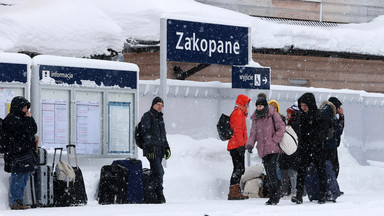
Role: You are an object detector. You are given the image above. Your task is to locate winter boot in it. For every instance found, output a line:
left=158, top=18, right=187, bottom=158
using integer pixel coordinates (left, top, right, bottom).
left=291, top=195, right=303, bottom=204
left=10, top=200, right=30, bottom=210
left=265, top=192, right=280, bottom=205
left=228, top=184, right=249, bottom=200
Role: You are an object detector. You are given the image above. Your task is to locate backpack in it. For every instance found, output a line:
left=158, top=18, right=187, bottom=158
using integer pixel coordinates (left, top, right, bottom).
left=216, top=113, right=233, bottom=141
left=134, top=112, right=153, bottom=149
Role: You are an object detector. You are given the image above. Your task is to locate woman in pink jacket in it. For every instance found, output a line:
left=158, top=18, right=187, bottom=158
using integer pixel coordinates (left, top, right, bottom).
left=246, top=93, right=285, bottom=205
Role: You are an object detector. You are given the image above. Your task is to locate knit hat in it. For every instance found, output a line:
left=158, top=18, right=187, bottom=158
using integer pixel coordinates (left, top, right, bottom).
left=152, top=96, right=164, bottom=106
left=328, top=97, right=342, bottom=109
left=255, top=93, right=268, bottom=107
left=286, top=102, right=299, bottom=115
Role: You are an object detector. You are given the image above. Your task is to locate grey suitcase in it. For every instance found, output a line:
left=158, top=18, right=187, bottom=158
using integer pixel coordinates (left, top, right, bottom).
left=35, top=164, right=54, bottom=207
left=9, top=173, right=36, bottom=208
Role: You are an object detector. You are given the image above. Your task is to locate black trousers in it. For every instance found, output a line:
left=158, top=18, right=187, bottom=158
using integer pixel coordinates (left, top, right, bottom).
left=147, top=155, right=164, bottom=194
left=229, top=147, right=245, bottom=185
left=296, top=149, right=327, bottom=198
left=262, top=153, right=280, bottom=197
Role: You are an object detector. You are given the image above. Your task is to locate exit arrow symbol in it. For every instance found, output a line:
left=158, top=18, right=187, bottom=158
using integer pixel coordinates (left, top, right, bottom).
left=262, top=77, right=268, bottom=84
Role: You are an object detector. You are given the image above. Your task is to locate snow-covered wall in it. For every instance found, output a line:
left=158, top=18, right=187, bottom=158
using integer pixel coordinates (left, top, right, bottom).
left=138, top=80, right=384, bottom=165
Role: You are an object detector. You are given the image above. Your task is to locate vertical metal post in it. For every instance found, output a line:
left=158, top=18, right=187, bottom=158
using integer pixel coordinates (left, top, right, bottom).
left=160, top=17, right=168, bottom=168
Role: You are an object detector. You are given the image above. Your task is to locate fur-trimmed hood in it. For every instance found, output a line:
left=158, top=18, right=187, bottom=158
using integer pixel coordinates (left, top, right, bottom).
left=319, top=101, right=337, bottom=118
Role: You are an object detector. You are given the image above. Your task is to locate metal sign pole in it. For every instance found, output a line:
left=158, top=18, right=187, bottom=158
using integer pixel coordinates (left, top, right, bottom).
left=160, top=18, right=168, bottom=168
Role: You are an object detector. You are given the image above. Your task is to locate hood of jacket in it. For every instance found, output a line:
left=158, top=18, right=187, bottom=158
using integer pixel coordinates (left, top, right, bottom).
left=236, top=94, right=251, bottom=106
left=268, top=99, right=280, bottom=114
left=10, top=96, right=30, bottom=117
left=319, top=101, right=336, bottom=118
left=298, top=93, right=317, bottom=113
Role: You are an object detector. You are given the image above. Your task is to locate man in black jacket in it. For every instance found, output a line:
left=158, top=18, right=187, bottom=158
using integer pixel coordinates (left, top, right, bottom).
left=291, top=93, right=330, bottom=204
left=141, top=97, right=171, bottom=204
left=3, top=96, right=37, bottom=210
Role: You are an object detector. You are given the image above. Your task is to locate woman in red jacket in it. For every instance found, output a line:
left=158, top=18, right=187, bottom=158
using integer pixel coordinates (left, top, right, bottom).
left=227, top=94, right=251, bottom=200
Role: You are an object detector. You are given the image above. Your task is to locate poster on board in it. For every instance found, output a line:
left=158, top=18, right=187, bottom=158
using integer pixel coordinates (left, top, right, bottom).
left=108, top=102, right=131, bottom=154
left=76, top=101, right=101, bottom=154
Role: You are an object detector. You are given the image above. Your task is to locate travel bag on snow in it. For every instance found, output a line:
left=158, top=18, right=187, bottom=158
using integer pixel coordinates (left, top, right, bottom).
left=97, top=164, right=130, bottom=205
left=53, top=146, right=87, bottom=207
left=305, top=160, right=341, bottom=202
left=112, top=158, right=144, bottom=203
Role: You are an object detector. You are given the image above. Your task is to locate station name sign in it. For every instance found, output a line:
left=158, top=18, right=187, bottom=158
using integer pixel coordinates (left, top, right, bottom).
left=167, top=19, right=249, bottom=65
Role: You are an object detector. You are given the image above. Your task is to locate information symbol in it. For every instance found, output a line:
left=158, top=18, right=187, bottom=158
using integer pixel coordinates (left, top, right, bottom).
left=254, top=74, right=261, bottom=86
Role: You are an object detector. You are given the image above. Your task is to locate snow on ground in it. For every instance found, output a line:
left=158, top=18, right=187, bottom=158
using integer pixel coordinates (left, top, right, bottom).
left=1, top=134, right=384, bottom=215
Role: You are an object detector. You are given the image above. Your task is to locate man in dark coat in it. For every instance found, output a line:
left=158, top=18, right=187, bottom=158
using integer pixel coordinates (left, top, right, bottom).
left=291, top=93, right=330, bottom=204
left=141, top=97, right=171, bottom=204
left=3, top=96, right=37, bottom=210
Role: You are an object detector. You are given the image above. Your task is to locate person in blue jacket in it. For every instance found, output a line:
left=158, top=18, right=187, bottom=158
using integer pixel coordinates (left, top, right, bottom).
left=141, top=97, right=171, bottom=204
left=327, top=97, right=344, bottom=179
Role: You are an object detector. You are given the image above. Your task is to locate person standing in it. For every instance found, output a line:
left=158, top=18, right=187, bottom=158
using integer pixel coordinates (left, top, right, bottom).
left=291, top=93, right=330, bottom=204
left=227, top=94, right=250, bottom=200
left=141, top=97, right=171, bottom=204
left=3, top=96, right=37, bottom=210
left=246, top=93, right=285, bottom=205
left=279, top=103, right=300, bottom=199
left=327, top=97, right=344, bottom=179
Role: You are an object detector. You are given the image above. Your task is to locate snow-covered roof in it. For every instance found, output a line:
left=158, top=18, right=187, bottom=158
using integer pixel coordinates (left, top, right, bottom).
left=0, top=0, right=383, bottom=58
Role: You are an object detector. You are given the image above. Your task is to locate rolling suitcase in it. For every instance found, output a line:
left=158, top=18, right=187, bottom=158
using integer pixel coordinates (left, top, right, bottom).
left=66, top=145, right=87, bottom=205
left=142, top=168, right=157, bottom=203
left=112, top=159, right=144, bottom=203
left=305, top=160, right=341, bottom=202
left=34, top=148, right=54, bottom=207
left=98, top=164, right=129, bottom=204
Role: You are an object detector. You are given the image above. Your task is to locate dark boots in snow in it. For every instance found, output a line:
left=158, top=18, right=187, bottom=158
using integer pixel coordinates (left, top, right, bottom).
left=228, top=184, right=249, bottom=200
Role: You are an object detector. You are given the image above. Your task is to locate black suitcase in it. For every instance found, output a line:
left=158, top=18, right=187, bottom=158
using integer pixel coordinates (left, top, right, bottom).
left=53, top=147, right=72, bottom=207
left=66, top=145, right=87, bottom=205
left=142, top=168, right=157, bottom=203
left=98, top=164, right=129, bottom=205
left=53, top=146, right=88, bottom=207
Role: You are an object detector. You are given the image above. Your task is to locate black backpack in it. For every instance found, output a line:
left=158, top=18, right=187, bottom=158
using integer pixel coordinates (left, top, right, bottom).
left=134, top=112, right=153, bottom=149
left=216, top=113, right=233, bottom=141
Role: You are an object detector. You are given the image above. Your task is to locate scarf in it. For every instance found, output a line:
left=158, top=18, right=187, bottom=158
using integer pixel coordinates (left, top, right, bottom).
left=235, top=103, right=248, bottom=117
left=255, top=106, right=269, bottom=119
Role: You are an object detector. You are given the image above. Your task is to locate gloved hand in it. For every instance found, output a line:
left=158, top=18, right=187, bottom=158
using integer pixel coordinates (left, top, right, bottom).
left=165, top=148, right=171, bottom=160
left=247, top=147, right=253, bottom=154
left=146, top=146, right=156, bottom=160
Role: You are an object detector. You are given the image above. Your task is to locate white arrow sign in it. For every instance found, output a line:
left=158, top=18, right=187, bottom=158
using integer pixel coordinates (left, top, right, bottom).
left=262, top=77, right=268, bottom=84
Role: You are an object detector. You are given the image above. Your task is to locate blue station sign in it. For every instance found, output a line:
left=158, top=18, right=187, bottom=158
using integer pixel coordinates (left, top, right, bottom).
left=0, top=62, right=28, bottom=83
left=232, top=66, right=271, bottom=90
left=166, top=19, right=249, bottom=65
left=39, top=65, right=137, bottom=89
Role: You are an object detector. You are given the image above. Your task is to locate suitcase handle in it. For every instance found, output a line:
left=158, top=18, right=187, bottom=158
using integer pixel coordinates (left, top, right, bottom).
left=52, top=148, right=63, bottom=170
left=66, top=145, right=79, bottom=168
